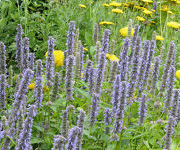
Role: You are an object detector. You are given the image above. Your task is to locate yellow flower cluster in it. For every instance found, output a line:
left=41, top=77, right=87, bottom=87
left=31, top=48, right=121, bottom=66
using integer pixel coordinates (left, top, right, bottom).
left=119, top=27, right=134, bottom=37
left=99, top=21, right=114, bottom=25
left=112, top=9, right=123, bottom=14
left=45, top=50, right=64, bottom=67
left=136, top=16, right=145, bottom=22
left=83, top=48, right=88, bottom=51
left=28, top=82, right=49, bottom=92
left=109, top=1, right=122, bottom=7
left=156, top=35, right=164, bottom=41
left=79, top=4, right=86, bottom=8
left=28, top=83, right=35, bottom=89
left=176, top=70, right=180, bottom=80
left=106, top=54, right=119, bottom=62
left=167, top=22, right=180, bottom=29
left=142, top=9, right=153, bottom=15
left=141, top=0, right=153, bottom=3
left=171, top=0, right=180, bottom=3
left=103, top=3, right=110, bottom=7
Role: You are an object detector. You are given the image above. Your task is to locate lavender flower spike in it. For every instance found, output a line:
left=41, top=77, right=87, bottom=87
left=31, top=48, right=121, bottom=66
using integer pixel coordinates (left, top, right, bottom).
left=89, top=93, right=100, bottom=126
left=76, top=110, right=86, bottom=150
left=2, top=69, right=33, bottom=150
left=93, top=23, right=99, bottom=44
left=16, top=105, right=36, bottom=150
left=61, top=109, right=68, bottom=138
left=101, top=29, right=111, bottom=54
left=113, top=81, right=127, bottom=134
left=112, top=75, right=121, bottom=114
left=29, top=53, right=35, bottom=71
left=163, top=116, right=175, bottom=150
left=137, top=40, right=150, bottom=87
left=0, top=42, right=7, bottom=75
left=34, top=76, right=43, bottom=108
left=119, top=38, right=130, bottom=81
left=176, top=91, right=180, bottom=123
left=89, top=67, right=96, bottom=95
left=52, top=135, right=66, bottom=150
left=104, top=108, right=112, bottom=134
left=163, top=65, right=176, bottom=113
left=84, top=60, right=93, bottom=83
left=0, top=74, right=6, bottom=110
left=65, top=55, right=75, bottom=100
left=94, top=52, right=106, bottom=94
left=149, top=57, right=160, bottom=96
left=139, top=94, right=147, bottom=126
left=22, top=37, right=29, bottom=72
left=128, top=36, right=141, bottom=98
left=170, top=89, right=179, bottom=120
left=95, top=41, right=101, bottom=64
left=138, top=40, right=155, bottom=96
left=46, top=36, right=55, bottom=87
left=35, top=59, right=43, bottom=78
left=51, top=72, right=60, bottom=101
left=66, top=21, right=76, bottom=56
left=129, top=24, right=140, bottom=63
left=9, top=69, right=34, bottom=124
left=159, top=41, right=176, bottom=97
left=66, top=126, right=80, bottom=150
left=15, top=24, right=23, bottom=71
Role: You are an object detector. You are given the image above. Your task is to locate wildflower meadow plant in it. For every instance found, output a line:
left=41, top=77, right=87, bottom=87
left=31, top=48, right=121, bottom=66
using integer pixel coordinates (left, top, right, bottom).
left=0, top=5, right=180, bottom=148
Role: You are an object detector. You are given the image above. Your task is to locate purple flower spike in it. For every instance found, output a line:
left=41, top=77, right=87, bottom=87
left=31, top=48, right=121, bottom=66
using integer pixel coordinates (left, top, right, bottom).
left=15, top=24, right=23, bottom=71
left=113, top=81, right=127, bottom=134
left=89, top=93, right=100, bottom=126
left=46, top=36, right=55, bottom=87
left=0, top=74, right=6, bottom=109
left=112, top=75, right=121, bottom=114
left=16, top=105, right=36, bottom=150
left=52, top=135, right=66, bottom=150
left=65, top=55, right=75, bottom=100
left=139, top=94, right=147, bottom=126
left=66, top=126, right=80, bottom=150
left=76, top=110, right=86, bottom=150
left=0, top=42, right=7, bottom=75
left=22, top=37, right=29, bottom=72
left=66, top=21, right=76, bottom=56
left=104, top=108, right=112, bottom=134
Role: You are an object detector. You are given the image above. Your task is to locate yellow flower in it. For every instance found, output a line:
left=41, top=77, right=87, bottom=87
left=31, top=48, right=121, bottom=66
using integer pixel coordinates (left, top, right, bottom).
left=112, top=9, right=123, bottom=14
left=83, top=48, right=88, bottom=51
left=119, top=27, right=134, bottom=37
left=142, top=9, right=152, bottom=15
left=175, top=70, right=180, bottom=80
left=79, top=4, right=86, bottom=8
left=141, top=0, right=153, bottom=3
left=43, top=85, right=49, bottom=92
left=106, top=53, right=119, bottom=61
left=136, top=16, right=145, bottom=22
left=109, top=1, right=122, bottom=7
left=45, top=50, right=64, bottom=67
left=167, top=22, right=180, bottom=29
left=99, top=21, right=114, bottom=25
left=103, top=3, right=110, bottom=7
left=80, top=73, right=84, bottom=78
left=156, top=35, right=164, bottom=41
left=167, top=11, right=173, bottom=14
left=28, top=83, right=35, bottom=90
left=134, top=6, right=144, bottom=10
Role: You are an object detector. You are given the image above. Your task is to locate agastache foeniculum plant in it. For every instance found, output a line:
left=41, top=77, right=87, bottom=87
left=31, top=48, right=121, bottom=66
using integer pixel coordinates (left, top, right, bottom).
left=0, top=19, right=179, bottom=150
